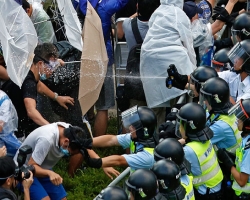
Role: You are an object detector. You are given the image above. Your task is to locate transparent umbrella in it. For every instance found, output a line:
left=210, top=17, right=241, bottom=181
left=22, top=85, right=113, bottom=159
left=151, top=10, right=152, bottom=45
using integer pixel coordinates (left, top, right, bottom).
left=0, top=0, right=38, bottom=87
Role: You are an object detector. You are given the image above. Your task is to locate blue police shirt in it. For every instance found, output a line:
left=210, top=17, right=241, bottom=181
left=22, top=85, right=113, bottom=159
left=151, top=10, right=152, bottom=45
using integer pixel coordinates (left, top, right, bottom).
left=117, top=133, right=155, bottom=171
left=239, top=135, right=250, bottom=183
left=206, top=113, right=237, bottom=150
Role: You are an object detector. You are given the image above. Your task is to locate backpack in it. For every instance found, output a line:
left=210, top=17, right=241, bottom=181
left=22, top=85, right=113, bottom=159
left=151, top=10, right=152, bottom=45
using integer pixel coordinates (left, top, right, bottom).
left=124, top=17, right=146, bottom=101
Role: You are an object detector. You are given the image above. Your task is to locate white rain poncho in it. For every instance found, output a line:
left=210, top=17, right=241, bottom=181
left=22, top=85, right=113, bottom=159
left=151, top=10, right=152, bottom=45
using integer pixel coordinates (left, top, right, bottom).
left=0, top=90, right=18, bottom=136
left=31, top=2, right=57, bottom=44
left=140, top=0, right=197, bottom=108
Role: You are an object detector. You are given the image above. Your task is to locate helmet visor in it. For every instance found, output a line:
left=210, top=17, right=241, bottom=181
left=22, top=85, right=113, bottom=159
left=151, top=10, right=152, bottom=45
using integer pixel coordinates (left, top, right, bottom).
left=228, top=100, right=249, bottom=122
left=187, top=74, right=200, bottom=98
left=228, top=42, right=250, bottom=68
left=212, top=60, right=226, bottom=72
left=231, top=28, right=242, bottom=44
left=121, top=106, right=143, bottom=132
left=175, top=114, right=187, bottom=138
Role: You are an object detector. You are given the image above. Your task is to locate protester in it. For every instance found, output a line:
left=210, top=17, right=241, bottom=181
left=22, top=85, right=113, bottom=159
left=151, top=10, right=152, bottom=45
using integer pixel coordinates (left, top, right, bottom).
left=140, top=0, right=196, bottom=129
left=0, top=156, right=33, bottom=200
left=0, top=90, right=21, bottom=157
left=13, top=123, right=116, bottom=199
left=22, top=0, right=57, bottom=44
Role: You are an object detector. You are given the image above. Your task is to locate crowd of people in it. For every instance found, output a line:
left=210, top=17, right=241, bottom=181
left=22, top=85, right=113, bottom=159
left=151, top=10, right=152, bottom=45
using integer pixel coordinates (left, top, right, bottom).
left=1, top=0, right=250, bottom=199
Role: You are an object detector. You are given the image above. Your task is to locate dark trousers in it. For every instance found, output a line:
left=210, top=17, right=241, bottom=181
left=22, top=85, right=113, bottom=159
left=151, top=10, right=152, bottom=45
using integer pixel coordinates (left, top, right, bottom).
left=194, top=188, right=224, bottom=200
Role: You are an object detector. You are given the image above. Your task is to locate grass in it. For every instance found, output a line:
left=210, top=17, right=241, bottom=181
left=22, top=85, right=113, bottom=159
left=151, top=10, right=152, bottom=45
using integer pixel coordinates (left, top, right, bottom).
left=53, top=117, right=128, bottom=200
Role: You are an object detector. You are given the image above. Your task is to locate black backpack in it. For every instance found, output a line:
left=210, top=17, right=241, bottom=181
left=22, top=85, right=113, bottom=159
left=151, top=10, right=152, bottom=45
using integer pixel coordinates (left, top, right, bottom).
left=124, top=17, right=146, bottom=101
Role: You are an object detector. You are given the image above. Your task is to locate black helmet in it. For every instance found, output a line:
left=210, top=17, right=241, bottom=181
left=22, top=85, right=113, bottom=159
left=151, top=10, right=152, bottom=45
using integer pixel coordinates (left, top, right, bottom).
left=151, top=160, right=186, bottom=199
left=189, top=65, right=218, bottom=94
left=95, top=186, right=128, bottom=200
left=232, top=13, right=250, bottom=43
left=229, top=99, right=250, bottom=133
left=212, top=48, right=232, bottom=72
left=122, top=106, right=157, bottom=142
left=126, top=169, right=158, bottom=200
left=199, top=77, right=230, bottom=112
left=154, top=138, right=191, bottom=175
left=176, top=103, right=213, bottom=141
left=228, top=39, right=250, bottom=75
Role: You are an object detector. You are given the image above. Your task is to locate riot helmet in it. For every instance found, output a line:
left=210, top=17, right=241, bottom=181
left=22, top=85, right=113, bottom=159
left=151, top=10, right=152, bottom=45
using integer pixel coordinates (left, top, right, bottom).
left=125, top=169, right=158, bottom=200
left=121, top=106, right=157, bottom=142
left=199, top=77, right=230, bottom=112
left=154, top=138, right=191, bottom=175
left=176, top=102, right=213, bottom=142
left=151, top=159, right=186, bottom=200
left=229, top=99, right=250, bottom=132
left=188, top=65, right=218, bottom=97
left=95, top=186, right=128, bottom=200
left=212, top=48, right=232, bottom=72
left=231, top=13, right=250, bottom=44
left=227, top=39, right=250, bottom=75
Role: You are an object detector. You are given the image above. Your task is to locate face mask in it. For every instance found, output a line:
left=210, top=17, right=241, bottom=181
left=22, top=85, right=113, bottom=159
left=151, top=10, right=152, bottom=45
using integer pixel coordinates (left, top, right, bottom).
left=60, top=143, right=70, bottom=156
left=39, top=64, right=47, bottom=80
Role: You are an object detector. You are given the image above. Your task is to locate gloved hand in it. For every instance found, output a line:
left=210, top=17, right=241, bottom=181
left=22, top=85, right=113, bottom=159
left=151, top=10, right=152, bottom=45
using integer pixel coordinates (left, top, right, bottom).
left=217, top=148, right=235, bottom=172
left=86, top=157, right=103, bottom=169
left=212, top=6, right=230, bottom=23
left=158, top=121, right=176, bottom=140
left=166, top=64, right=188, bottom=90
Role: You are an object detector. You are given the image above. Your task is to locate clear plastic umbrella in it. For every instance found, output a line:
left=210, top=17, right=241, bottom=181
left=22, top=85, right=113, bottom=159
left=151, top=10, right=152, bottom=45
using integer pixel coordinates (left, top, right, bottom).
left=0, top=0, right=38, bottom=87
left=53, top=0, right=83, bottom=51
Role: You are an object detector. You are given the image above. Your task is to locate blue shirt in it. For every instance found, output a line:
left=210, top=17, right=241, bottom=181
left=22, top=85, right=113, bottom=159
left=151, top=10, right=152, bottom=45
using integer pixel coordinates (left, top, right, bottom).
left=184, top=145, right=221, bottom=194
left=117, top=133, right=155, bottom=171
left=239, top=135, right=250, bottom=183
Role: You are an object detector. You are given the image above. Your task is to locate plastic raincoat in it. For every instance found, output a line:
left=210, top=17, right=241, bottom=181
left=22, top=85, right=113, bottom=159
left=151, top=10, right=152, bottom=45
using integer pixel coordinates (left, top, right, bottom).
left=140, top=0, right=196, bottom=108
left=30, top=2, right=57, bottom=44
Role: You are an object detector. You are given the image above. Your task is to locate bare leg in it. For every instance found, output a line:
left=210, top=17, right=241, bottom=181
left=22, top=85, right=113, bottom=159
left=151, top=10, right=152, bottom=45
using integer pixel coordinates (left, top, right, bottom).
left=68, top=153, right=84, bottom=177
left=94, top=110, right=108, bottom=137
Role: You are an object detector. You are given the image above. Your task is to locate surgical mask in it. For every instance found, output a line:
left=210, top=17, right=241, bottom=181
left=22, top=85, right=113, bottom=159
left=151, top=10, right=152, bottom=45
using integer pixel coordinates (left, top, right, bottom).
left=60, top=143, right=70, bottom=156
left=39, top=64, right=47, bottom=80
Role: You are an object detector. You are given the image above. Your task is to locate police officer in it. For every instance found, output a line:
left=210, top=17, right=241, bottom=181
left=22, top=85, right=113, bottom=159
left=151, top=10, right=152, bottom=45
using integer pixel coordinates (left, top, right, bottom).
left=212, top=48, right=232, bottom=72
left=154, top=138, right=194, bottom=200
left=95, top=186, right=128, bottom=200
left=151, top=159, right=187, bottom=200
left=200, top=77, right=241, bottom=154
left=218, top=99, right=250, bottom=200
left=176, top=102, right=224, bottom=200
left=125, top=169, right=165, bottom=200
left=166, top=65, right=218, bottom=98
left=219, top=39, right=250, bottom=104
left=89, top=106, right=157, bottom=171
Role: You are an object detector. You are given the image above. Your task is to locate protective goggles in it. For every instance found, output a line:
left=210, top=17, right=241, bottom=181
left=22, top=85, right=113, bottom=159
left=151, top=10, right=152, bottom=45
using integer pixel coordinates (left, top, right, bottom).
left=199, top=88, right=222, bottom=109
left=231, top=27, right=250, bottom=44
left=121, top=106, right=143, bottom=132
left=212, top=60, right=228, bottom=72
left=227, top=42, right=250, bottom=68
left=175, top=114, right=197, bottom=137
left=187, top=74, right=202, bottom=98
left=228, top=100, right=249, bottom=122
left=125, top=179, right=148, bottom=198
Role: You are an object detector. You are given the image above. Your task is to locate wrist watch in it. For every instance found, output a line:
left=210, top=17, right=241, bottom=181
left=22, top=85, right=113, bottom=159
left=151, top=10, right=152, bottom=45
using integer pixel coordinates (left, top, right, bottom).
left=53, top=92, right=58, bottom=101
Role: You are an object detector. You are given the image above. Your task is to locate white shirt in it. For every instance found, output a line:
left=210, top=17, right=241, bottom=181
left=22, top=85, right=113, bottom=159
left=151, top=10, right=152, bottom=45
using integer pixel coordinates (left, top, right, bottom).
left=218, top=71, right=250, bottom=102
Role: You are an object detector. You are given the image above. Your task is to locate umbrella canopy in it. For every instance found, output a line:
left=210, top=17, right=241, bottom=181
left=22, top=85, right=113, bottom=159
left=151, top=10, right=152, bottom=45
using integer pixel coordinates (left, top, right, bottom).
left=78, top=1, right=108, bottom=115
left=55, top=0, right=83, bottom=51
left=0, top=0, right=38, bottom=87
